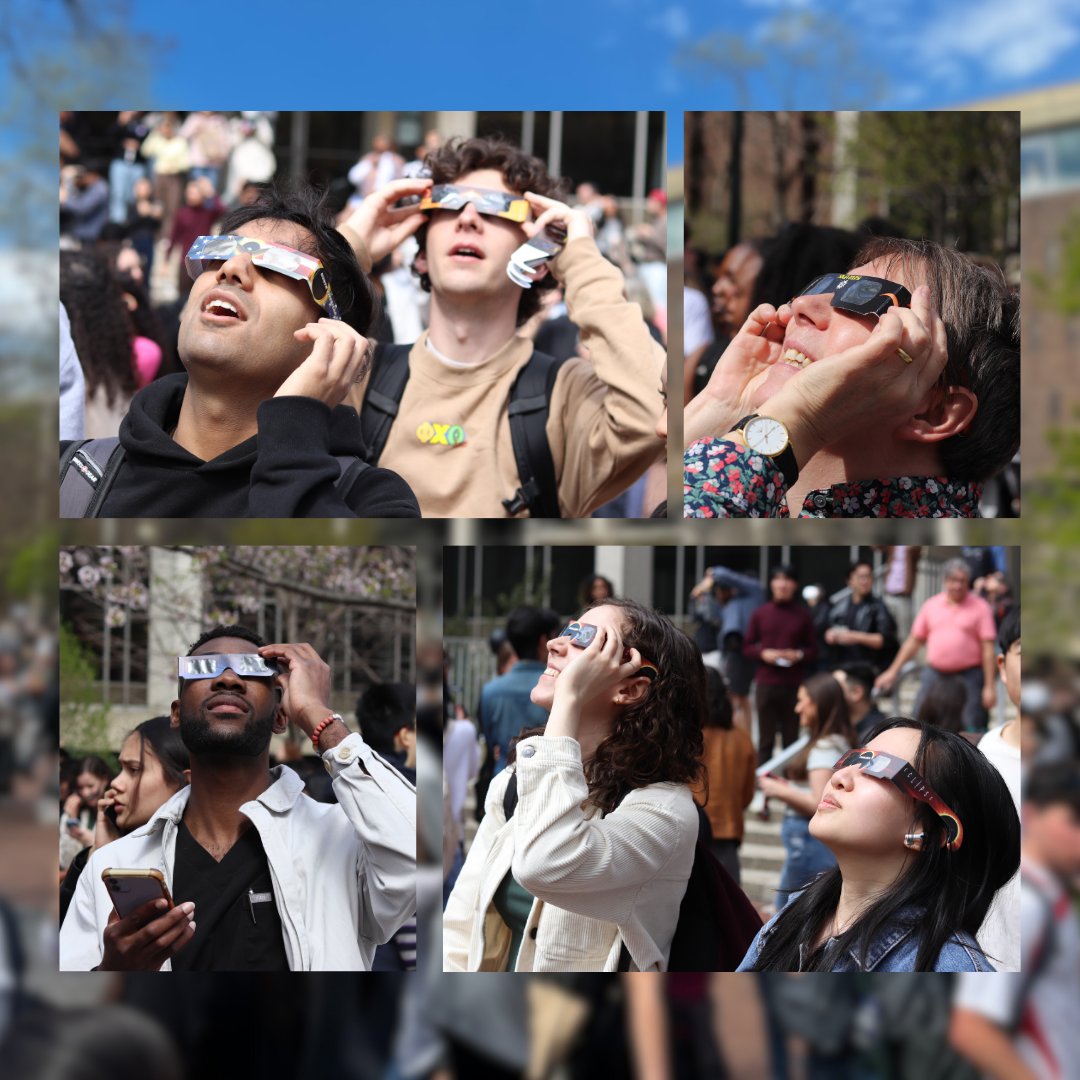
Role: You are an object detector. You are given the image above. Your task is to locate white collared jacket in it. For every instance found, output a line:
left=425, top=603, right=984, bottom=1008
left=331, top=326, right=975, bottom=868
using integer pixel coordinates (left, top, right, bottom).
left=60, top=734, right=416, bottom=971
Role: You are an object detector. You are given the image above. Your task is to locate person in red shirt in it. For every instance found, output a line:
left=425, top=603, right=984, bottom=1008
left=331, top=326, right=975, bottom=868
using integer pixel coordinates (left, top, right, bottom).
left=743, top=564, right=818, bottom=765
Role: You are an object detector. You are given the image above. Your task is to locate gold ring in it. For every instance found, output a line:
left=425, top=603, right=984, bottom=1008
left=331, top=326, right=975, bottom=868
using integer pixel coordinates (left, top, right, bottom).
left=896, top=347, right=913, bottom=364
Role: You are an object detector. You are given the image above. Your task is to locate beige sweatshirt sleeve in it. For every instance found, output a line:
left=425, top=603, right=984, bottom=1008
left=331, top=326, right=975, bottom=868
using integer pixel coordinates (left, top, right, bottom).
left=547, top=238, right=666, bottom=516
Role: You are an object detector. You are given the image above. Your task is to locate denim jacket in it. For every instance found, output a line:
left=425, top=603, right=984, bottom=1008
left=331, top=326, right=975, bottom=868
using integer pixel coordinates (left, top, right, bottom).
left=737, top=895, right=996, bottom=972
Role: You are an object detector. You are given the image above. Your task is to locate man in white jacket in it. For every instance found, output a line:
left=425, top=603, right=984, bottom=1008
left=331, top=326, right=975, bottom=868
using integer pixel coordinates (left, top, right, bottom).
left=60, top=625, right=416, bottom=971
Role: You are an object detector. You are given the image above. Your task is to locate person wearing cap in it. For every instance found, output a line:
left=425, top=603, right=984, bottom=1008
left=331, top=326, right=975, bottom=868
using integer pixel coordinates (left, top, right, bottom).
left=339, top=135, right=665, bottom=518
left=684, top=238, right=1018, bottom=518
left=59, top=183, right=419, bottom=518
left=59, top=625, right=416, bottom=971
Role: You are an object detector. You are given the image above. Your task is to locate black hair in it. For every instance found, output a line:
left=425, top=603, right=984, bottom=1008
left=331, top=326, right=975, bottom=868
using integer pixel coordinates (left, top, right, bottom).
left=505, top=605, right=561, bottom=662
left=577, top=574, right=616, bottom=608
left=216, top=179, right=379, bottom=336
left=998, top=605, right=1020, bottom=656
left=787, top=673, right=854, bottom=781
left=60, top=249, right=137, bottom=407
left=749, top=718, right=1019, bottom=971
left=76, top=755, right=112, bottom=786
left=0, top=1005, right=183, bottom=1080
left=703, top=665, right=733, bottom=730
left=1025, top=762, right=1080, bottom=812
left=749, top=223, right=863, bottom=311
left=839, top=662, right=876, bottom=700
left=186, top=624, right=267, bottom=655
left=128, top=715, right=190, bottom=790
left=914, top=676, right=967, bottom=735
left=769, top=563, right=798, bottom=583
left=848, top=559, right=873, bottom=578
left=412, top=135, right=568, bottom=325
left=354, top=682, right=416, bottom=755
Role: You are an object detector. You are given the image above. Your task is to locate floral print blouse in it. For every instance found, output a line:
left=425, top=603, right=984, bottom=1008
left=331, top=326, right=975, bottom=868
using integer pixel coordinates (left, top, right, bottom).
left=684, top=438, right=981, bottom=518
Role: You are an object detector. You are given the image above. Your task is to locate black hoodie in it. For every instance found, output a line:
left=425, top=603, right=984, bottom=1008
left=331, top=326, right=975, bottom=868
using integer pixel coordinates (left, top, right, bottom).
left=60, top=373, right=420, bottom=518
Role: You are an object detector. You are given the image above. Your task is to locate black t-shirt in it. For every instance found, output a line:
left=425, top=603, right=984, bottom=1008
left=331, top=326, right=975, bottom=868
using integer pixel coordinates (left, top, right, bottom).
left=170, top=820, right=290, bottom=972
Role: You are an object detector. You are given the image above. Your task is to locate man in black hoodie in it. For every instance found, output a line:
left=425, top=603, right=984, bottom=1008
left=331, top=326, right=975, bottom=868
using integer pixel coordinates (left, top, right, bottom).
left=59, top=184, right=420, bottom=518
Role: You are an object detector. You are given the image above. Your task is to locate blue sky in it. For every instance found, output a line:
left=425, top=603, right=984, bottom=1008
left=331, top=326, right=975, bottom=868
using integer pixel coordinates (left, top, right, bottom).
left=119, top=0, right=1080, bottom=162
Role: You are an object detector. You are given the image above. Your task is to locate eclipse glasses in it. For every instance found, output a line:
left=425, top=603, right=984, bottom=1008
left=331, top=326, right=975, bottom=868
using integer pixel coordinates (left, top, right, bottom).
left=832, top=747, right=964, bottom=851
left=795, top=273, right=912, bottom=318
left=185, top=234, right=342, bottom=320
left=559, top=622, right=658, bottom=680
left=176, top=653, right=282, bottom=697
left=419, top=184, right=532, bottom=223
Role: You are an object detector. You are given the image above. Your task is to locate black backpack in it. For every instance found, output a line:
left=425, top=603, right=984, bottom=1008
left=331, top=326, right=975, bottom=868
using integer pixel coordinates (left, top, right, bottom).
left=360, top=342, right=567, bottom=518
left=58, top=438, right=370, bottom=518
left=502, top=773, right=762, bottom=971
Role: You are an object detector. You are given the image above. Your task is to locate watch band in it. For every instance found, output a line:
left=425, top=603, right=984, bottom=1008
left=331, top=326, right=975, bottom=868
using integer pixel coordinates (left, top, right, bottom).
left=734, top=414, right=800, bottom=489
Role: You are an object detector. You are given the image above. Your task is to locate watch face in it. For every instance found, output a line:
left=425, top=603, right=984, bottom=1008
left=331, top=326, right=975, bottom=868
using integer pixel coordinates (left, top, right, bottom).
left=744, top=416, right=789, bottom=456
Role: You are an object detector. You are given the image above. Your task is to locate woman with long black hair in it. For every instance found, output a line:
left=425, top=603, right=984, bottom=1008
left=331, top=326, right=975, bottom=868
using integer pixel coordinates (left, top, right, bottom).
left=444, top=598, right=706, bottom=972
left=739, top=718, right=1019, bottom=971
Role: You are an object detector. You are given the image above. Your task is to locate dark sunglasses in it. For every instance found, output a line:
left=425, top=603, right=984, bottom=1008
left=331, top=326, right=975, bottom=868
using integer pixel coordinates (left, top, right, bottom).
left=833, top=747, right=963, bottom=851
left=559, top=622, right=658, bottom=679
left=795, top=273, right=912, bottom=317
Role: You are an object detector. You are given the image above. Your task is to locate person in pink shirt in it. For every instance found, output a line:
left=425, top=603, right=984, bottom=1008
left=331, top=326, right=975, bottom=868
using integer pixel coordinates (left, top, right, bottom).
left=876, top=558, right=997, bottom=732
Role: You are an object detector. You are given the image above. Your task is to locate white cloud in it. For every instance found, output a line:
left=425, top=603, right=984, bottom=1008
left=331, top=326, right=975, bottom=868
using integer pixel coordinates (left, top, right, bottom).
left=917, top=0, right=1080, bottom=81
left=0, top=250, right=56, bottom=336
left=649, top=5, right=692, bottom=41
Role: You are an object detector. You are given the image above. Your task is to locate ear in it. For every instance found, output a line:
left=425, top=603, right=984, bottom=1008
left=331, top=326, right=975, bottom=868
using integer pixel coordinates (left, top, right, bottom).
left=170, top=700, right=181, bottom=729
left=614, top=676, right=651, bottom=708
left=529, top=263, right=550, bottom=285
left=270, top=679, right=288, bottom=734
left=895, top=385, right=978, bottom=444
left=997, top=653, right=1007, bottom=683
left=413, top=246, right=428, bottom=277
left=181, top=768, right=192, bottom=784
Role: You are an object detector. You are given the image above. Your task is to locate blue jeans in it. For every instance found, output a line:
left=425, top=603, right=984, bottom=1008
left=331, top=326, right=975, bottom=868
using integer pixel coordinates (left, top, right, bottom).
left=776, top=814, right=836, bottom=910
left=108, top=158, right=146, bottom=223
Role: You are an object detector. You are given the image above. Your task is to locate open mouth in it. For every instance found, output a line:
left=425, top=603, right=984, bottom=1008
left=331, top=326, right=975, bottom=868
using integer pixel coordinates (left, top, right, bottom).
left=781, top=347, right=813, bottom=369
left=541, top=667, right=559, bottom=679
left=201, top=293, right=245, bottom=321
left=449, top=245, right=484, bottom=260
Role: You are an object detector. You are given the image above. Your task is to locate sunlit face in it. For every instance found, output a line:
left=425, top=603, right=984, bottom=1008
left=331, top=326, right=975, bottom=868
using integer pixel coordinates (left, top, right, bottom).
left=415, top=168, right=529, bottom=305
left=809, top=726, right=924, bottom=856
left=711, top=243, right=763, bottom=338
left=109, top=733, right=184, bottom=831
left=795, top=684, right=817, bottom=730
left=998, top=638, right=1021, bottom=710
left=751, top=258, right=915, bottom=408
left=178, top=219, right=326, bottom=389
left=530, top=604, right=629, bottom=712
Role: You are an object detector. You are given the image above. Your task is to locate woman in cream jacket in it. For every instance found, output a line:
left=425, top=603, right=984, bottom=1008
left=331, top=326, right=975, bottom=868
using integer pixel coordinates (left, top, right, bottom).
left=443, top=599, right=706, bottom=971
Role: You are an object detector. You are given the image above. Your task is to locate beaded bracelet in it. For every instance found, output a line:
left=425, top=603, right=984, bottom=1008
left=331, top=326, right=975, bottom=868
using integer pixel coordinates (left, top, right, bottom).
left=311, top=713, right=337, bottom=751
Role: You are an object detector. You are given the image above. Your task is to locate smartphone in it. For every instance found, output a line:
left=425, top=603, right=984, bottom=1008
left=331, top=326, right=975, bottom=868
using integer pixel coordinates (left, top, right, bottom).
left=101, top=868, right=173, bottom=919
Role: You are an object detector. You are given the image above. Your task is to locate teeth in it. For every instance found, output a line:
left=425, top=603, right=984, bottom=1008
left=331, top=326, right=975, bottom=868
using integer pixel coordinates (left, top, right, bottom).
left=782, top=347, right=811, bottom=368
left=206, top=299, right=238, bottom=316
left=543, top=668, right=559, bottom=678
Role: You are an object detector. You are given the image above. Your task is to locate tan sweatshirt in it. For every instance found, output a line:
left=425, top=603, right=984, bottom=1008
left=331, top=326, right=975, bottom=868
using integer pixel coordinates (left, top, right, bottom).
left=346, top=237, right=665, bottom=518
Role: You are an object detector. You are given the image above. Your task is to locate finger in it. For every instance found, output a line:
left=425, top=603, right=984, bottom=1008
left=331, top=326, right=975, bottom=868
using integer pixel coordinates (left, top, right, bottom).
left=374, top=176, right=433, bottom=204
left=523, top=189, right=558, bottom=209
left=741, top=303, right=782, bottom=339
left=138, top=902, right=195, bottom=945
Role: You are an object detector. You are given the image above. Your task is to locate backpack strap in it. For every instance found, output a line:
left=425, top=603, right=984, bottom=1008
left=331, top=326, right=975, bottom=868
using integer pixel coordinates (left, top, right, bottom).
left=359, top=343, right=412, bottom=464
left=502, top=349, right=567, bottom=518
left=332, top=454, right=370, bottom=496
left=503, top=770, right=519, bottom=822
left=1013, top=876, right=1058, bottom=1029
left=59, top=438, right=124, bottom=518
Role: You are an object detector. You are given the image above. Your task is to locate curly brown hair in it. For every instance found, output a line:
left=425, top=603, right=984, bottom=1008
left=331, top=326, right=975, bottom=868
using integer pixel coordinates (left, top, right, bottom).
left=508, top=598, right=706, bottom=813
left=413, top=136, right=568, bottom=325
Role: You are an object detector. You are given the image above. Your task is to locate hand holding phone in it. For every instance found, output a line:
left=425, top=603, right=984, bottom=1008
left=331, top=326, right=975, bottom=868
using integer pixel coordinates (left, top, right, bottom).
left=99, top=869, right=195, bottom=971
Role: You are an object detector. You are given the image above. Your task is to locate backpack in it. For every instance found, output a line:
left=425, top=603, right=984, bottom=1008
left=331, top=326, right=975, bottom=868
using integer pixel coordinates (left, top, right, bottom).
left=58, top=438, right=370, bottom=518
left=502, top=774, right=763, bottom=972
left=360, top=342, right=567, bottom=518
